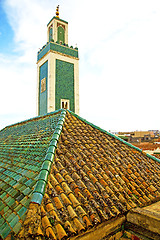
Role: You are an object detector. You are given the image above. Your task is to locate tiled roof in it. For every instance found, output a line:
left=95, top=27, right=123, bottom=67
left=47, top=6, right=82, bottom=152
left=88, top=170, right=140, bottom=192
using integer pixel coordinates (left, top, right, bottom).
left=0, top=109, right=160, bottom=239
left=0, top=110, right=62, bottom=239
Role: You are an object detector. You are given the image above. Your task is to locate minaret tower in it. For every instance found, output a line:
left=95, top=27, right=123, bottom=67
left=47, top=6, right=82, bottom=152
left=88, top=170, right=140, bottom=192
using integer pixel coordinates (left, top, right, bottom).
left=37, top=6, right=79, bottom=115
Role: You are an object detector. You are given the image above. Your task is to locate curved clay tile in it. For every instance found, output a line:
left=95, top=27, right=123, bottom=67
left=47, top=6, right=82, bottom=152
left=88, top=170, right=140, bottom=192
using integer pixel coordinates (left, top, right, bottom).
left=1, top=110, right=160, bottom=239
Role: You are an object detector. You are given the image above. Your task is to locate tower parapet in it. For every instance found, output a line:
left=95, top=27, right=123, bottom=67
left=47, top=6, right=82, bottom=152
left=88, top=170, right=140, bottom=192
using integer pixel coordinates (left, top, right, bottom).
left=37, top=41, right=78, bottom=62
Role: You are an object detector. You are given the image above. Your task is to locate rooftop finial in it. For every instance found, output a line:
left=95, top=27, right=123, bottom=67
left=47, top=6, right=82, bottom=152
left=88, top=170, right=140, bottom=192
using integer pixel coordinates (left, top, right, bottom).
left=56, top=5, right=59, bottom=18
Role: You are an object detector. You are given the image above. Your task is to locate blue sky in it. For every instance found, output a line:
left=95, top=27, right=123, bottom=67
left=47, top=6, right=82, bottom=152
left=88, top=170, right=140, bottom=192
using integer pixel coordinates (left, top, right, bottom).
left=0, top=4, right=14, bottom=54
left=0, top=0, right=160, bottom=131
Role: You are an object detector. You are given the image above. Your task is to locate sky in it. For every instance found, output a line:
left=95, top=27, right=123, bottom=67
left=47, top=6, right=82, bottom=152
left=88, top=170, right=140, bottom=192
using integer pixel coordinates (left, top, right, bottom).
left=0, top=0, right=160, bottom=132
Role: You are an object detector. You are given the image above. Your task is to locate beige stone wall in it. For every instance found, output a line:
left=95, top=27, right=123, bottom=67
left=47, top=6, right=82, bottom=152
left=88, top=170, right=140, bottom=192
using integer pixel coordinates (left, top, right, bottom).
left=134, top=131, right=153, bottom=138
left=127, top=202, right=160, bottom=235
left=36, top=54, right=50, bottom=115
left=70, top=217, right=125, bottom=240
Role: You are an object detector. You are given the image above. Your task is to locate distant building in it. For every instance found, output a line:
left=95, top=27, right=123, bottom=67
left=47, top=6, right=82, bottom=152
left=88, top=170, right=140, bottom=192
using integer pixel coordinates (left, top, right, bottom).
left=118, top=130, right=157, bottom=143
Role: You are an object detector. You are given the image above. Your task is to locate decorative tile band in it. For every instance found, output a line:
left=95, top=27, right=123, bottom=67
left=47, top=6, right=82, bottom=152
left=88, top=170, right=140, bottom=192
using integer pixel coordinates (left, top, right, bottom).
left=55, top=60, right=75, bottom=112
left=37, top=42, right=78, bottom=61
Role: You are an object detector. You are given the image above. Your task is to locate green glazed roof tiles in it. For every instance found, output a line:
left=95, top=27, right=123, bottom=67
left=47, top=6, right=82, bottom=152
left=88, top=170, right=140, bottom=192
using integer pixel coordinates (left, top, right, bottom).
left=31, top=192, right=43, bottom=205
left=41, top=160, right=52, bottom=172
left=33, top=180, right=46, bottom=195
left=0, top=110, right=63, bottom=239
left=6, top=212, right=16, bottom=223
left=47, top=145, right=56, bottom=153
left=0, top=217, right=5, bottom=227
left=38, top=170, right=49, bottom=182
left=50, top=139, right=58, bottom=146
left=9, top=215, right=19, bottom=228
left=0, top=223, right=11, bottom=239
left=17, top=206, right=27, bottom=218
left=12, top=221, right=21, bottom=234
left=22, top=187, right=32, bottom=196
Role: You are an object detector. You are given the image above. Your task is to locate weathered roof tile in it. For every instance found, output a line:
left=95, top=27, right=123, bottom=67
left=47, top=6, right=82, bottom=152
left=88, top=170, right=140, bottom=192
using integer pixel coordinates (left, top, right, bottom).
left=0, top=109, right=160, bottom=239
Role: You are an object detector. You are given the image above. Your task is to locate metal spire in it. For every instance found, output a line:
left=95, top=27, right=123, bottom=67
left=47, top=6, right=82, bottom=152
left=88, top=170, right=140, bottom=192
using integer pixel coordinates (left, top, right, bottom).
left=56, top=5, right=59, bottom=18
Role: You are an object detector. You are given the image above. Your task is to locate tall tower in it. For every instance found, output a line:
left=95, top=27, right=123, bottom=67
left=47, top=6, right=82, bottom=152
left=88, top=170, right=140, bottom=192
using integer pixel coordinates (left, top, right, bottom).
left=37, top=6, right=79, bottom=115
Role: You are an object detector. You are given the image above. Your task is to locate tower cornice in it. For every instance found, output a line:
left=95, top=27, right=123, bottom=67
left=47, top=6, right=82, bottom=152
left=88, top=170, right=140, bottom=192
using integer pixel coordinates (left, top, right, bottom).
left=47, top=16, right=68, bottom=27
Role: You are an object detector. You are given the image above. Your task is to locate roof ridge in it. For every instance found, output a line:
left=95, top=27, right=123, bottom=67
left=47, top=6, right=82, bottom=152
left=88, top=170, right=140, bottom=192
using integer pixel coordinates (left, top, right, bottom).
left=30, top=109, right=67, bottom=205
left=67, top=110, right=160, bottom=164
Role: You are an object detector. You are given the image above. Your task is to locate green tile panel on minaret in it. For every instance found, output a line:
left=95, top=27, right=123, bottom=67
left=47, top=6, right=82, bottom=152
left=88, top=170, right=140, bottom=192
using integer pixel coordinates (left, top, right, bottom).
left=39, top=61, right=48, bottom=115
left=55, top=60, right=74, bottom=112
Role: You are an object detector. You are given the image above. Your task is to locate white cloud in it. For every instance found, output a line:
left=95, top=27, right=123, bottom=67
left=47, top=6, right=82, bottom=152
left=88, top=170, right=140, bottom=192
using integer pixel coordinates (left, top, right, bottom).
left=1, top=0, right=160, bottom=131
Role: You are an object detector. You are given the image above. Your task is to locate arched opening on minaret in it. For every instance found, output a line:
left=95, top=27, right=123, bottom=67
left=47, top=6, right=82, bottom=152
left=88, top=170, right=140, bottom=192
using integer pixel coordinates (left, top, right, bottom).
left=49, top=26, right=53, bottom=41
left=58, top=26, right=65, bottom=43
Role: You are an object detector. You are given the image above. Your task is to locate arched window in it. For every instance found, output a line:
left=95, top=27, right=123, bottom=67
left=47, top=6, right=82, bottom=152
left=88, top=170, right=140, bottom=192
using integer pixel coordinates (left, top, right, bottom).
left=49, top=27, right=53, bottom=41
left=58, top=26, right=65, bottom=44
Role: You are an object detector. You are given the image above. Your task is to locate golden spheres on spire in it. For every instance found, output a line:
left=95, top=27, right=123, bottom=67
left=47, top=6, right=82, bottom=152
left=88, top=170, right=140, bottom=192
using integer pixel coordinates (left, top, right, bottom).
left=56, top=5, right=59, bottom=18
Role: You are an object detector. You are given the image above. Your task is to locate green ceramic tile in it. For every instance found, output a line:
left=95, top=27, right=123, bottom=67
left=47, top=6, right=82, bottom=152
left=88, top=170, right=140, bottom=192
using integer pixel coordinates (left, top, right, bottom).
left=0, top=203, right=5, bottom=211
left=19, top=185, right=26, bottom=192
left=19, top=177, right=27, bottom=184
left=22, top=187, right=32, bottom=196
left=34, top=180, right=46, bottom=195
left=12, top=221, right=22, bottom=234
left=17, top=206, right=27, bottom=218
left=20, top=196, right=30, bottom=208
left=0, top=217, right=5, bottom=227
left=44, top=152, right=54, bottom=162
left=38, top=169, right=49, bottom=182
left=0, top=222, right=8, bottom=231
left=4, top=209, right=12, bottom=219
left=47, top=145, right=56, bottom=153
left=9, top=215, right=19, bottom=228
left=8, top=198, right=15, bottom=207
left=41, top=160, right=52, bottom=172
left=25, top=179, right=36, bottom=188
left=16, top=193, right=25, bottom=202
left=15, top=204, right=22, bottom=213
left=9, top=180, right=17, bottom=186
left=10, top=189, right=19, bottom=198
left=0, top=192, right=6, bottom=199
left=31, top=192, right=43, bottom=205
left=1, top=224, right=11, bottom=239
left=0, top=111, right=62, bottom=238
left=6, top=186, right=12, bottom=192
left=2, top=183, right=9, bottom=190
left=4, top=196, right=12, bottom=204
left=3, top=206, right=9, bottom=213
left=15, top=183, right=23, bottom=190
left=6, top=212, right=16, bottom=223
left=25, top=171, right=34, bottom=178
